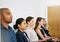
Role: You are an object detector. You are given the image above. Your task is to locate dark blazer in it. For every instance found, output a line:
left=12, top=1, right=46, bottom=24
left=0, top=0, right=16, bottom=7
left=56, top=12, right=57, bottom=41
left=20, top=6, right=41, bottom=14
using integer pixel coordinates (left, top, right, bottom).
left=16, top=30, right=28, bottom=42
left=41, top=26, right=50, bottom=36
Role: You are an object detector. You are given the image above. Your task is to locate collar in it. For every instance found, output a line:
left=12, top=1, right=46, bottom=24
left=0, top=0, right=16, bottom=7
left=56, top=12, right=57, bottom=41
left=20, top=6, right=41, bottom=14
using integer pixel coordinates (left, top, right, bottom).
left=1, top=24, right=12, bottom=31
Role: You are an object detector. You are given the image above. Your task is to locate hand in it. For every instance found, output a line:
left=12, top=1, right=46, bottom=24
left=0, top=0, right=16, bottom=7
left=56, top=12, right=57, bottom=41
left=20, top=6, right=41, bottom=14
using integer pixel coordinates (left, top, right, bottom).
left=38, top=40, right=46, bottom=42
left=51, top=37, right=60, bottom=41
left=43, top=38, right=50, bottom=41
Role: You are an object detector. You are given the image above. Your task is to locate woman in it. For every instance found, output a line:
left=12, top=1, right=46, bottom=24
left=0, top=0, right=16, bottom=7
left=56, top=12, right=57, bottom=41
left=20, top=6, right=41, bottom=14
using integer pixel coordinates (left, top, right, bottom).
left=13, top=18, right=30, bottom=42
left=34, top=17, right=60, bottom=42
left=41, top=18, right=50, bottom=36
left=34, top=17, right=49, bottom=40
left=25, top=16, right=40, bottom=42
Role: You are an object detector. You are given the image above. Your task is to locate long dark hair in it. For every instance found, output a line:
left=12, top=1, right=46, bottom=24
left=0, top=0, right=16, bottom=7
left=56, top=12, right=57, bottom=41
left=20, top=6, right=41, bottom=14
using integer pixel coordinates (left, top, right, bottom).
left=13, top=18, right=24, bottom=30
left=34, top=17, right=42, bottom=31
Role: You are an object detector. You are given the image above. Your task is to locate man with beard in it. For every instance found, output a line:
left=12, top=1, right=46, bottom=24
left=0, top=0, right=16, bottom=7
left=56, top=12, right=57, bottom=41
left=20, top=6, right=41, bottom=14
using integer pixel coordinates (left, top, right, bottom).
left=0, top=8, right=17, bottom=42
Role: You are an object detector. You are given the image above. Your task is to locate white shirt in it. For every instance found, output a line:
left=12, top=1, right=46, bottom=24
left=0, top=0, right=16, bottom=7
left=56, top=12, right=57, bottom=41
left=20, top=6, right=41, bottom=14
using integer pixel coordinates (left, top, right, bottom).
left=25, top=27, right=38, bottom=42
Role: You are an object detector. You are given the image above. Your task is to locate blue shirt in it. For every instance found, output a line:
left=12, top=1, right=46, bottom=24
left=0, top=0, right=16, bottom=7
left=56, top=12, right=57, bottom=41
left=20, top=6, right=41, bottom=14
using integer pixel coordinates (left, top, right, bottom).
left=1, top=24, right=17, bottom=42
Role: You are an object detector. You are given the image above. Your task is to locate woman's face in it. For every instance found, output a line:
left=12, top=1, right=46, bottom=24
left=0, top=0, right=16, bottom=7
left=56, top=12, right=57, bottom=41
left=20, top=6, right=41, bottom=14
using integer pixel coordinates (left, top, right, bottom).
left=39, top=19, right=44, bottom=25
left=29, top=19, right=34, bottom=27
left=19, top=20, right=27, bottom=30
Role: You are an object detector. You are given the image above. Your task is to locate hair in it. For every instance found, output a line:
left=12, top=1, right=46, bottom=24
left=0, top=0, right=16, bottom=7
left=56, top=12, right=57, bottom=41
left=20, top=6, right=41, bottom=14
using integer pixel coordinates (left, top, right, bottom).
left=0, top=8, right=9, bottom=15
left=26, top=16, right=34, bottom=24
left=43, top=18, right=45, bottom=20
left=34, top=17, right=42, bottom=31
left=13, top=18, right=24, bottom=29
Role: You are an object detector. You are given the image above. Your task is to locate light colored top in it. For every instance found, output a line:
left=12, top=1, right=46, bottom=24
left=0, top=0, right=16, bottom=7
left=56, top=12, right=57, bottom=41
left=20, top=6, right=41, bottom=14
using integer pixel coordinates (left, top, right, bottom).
left=25, top=27, right=39, bottom=42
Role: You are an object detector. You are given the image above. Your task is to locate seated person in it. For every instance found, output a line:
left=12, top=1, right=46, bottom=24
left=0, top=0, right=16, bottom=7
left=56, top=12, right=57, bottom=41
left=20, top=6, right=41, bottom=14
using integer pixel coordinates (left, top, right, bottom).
left=34, top=17, right=60, bottom=42
left=13, top=18, right=30, bottom=42
left=41, top=18, right=60, bottom=41
left=41, top=18, right=50, bottom=36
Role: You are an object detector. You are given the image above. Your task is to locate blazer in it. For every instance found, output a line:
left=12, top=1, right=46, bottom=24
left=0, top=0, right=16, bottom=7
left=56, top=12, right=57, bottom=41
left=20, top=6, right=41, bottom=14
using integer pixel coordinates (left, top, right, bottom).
left=16, top=30, right=28, bottom=42
left=41, top=26, right=50, bottom=36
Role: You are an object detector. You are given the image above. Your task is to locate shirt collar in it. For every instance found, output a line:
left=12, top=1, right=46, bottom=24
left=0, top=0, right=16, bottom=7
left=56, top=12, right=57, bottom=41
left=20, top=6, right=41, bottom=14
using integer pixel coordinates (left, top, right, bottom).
left=1, top=24, right=12, bottom=31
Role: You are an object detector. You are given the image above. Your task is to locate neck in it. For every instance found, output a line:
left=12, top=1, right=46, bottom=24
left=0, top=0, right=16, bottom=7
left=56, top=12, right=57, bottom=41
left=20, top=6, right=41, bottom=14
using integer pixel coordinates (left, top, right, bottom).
left=2, top=21, right=9, bottom=29
left=18, top=28, right=24, bottom=32
left=38, top=24, right=41, bottom=28
left=27, top=24, right=32, bottom=28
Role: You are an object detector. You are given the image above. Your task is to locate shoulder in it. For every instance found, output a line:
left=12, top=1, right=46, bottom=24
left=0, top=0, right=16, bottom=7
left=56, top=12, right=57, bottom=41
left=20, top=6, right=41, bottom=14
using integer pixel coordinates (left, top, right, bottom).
left=8, top=26, right=13, bottom=29
left=16, top=30, right=21, bottom=34
left=9, top=26, right=15, bottom=32
left=16, top=30, right=23, bottom=36
left=16, top=31, right=25, bottom=42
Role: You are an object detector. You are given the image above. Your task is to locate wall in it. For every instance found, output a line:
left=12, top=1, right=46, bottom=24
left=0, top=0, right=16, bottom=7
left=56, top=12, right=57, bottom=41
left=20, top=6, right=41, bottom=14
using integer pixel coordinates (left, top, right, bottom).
left=0, top=0, right=47, bottom=27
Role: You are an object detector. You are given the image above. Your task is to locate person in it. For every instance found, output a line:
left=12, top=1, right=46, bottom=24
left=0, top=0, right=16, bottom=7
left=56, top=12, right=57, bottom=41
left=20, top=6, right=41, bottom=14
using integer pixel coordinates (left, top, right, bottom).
left=1, top=8, right=17, bottom=42
left=41, top=18, right=60, bottom=42
left=34, top=17, right=49, bottom=40
left=13, top=18, right=30, bottom=42
left=41, top=18, right=50, bottom=36
left=34, top=17, right=60, bottom=42
left=25, top=16, right=43, bottom=42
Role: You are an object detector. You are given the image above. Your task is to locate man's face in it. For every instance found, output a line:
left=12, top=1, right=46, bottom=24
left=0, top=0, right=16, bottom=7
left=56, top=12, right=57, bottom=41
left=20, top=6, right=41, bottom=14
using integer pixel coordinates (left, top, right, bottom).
left=1, top=9, right=13, bottom=23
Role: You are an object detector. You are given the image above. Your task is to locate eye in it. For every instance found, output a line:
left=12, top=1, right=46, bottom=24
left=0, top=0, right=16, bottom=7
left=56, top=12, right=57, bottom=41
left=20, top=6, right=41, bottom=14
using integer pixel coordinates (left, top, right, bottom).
left=7, top=12, right=11, bottom=15
left=24, top=23, right=25, bottom=25
left=32, top=20, right=34, bottom=22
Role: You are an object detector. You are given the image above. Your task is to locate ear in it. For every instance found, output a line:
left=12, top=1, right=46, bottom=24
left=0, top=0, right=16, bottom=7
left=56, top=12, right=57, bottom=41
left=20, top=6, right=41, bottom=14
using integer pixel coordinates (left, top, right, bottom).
left=27, top=22, right=30, bottom=24
left=18, top=24, right=21, bottom=28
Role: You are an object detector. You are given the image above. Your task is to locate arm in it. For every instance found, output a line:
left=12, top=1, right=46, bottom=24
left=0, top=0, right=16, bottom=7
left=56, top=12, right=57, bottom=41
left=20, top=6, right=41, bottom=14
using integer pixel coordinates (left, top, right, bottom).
left=36, top=29, right=50, bottom=41
left=36, top=29, right=45, bottom=39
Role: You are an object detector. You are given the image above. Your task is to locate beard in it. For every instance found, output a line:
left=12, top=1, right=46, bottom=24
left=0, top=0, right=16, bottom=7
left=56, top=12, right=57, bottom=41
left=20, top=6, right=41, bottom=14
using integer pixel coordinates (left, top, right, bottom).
left=1, top=14, right=12, bottom=24
left=5, top=20, right=12, bottom=24
left=5, top=18, right=12, bottom=24
left=4, top=18, right=12, bottom=24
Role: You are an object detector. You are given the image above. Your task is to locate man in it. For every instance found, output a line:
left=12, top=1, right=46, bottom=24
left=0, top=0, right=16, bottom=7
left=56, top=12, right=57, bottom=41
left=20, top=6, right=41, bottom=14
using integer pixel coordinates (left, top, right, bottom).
left=0, top=8, right=17, bottom=42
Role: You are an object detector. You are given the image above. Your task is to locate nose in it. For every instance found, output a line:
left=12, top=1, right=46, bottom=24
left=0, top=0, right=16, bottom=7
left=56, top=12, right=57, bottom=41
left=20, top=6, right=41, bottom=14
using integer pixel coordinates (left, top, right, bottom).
left=10, top=14, right=13, bottom=19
